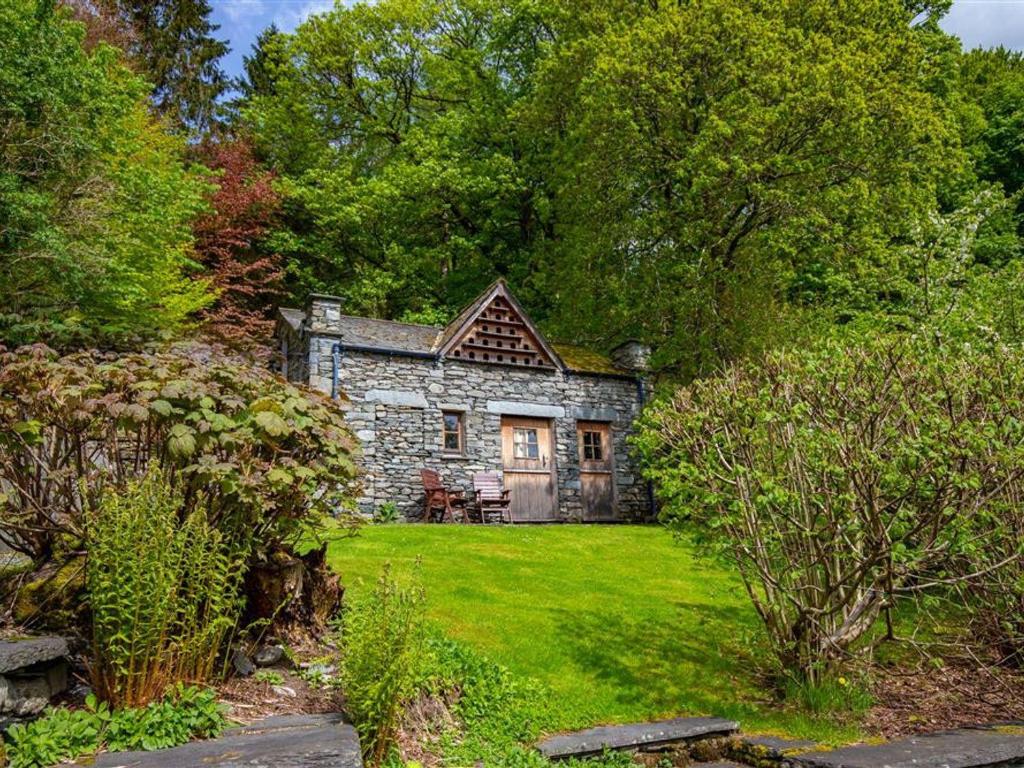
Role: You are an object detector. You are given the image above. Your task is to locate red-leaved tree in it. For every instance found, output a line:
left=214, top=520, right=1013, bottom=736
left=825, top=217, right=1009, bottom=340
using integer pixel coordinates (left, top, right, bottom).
left=192, top=138, right=284, bottom=351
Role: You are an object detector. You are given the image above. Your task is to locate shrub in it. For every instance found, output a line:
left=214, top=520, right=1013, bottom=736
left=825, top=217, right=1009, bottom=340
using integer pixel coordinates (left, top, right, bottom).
left=86, top=468, right=245, bottom=707
left=339, top=565, right=427, bottom=767
left=0, top=342, right=359, bottom=564
left=636, top=334, right=1024, bottom=683
left=4, top=686, right=226, bottom=768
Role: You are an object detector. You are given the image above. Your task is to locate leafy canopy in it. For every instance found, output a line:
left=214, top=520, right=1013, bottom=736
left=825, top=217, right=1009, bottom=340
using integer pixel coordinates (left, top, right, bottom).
left=0, top=0, right=212, bottom=347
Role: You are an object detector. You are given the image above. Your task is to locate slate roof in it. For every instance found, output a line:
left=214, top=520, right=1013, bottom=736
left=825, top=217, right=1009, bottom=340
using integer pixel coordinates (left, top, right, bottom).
left=334, top=315, right=442, bottom=354
left=278, top=284, right=627, bottom=376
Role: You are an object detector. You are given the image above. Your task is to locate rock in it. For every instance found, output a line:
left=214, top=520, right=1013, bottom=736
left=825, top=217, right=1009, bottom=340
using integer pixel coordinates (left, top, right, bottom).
left=0, top=677, right=15, bottom=710
left=88, top=713, right=361, bottom=768
left=254, top=645, right=285, bottom=667
left=733, top=734, right=820, bottom=766
left=793, top=726, right=1024, bottom=768
left=12, top=559, right=86, bottom=630
left=0, top=637, right=68, bottom=674
left=536, top=717, right=740, bottom=760
left=231, top=650, right=255, bottom=677
left=14, top=697, right=47, bottom=717
left=271, top=685, right=297, bottom=698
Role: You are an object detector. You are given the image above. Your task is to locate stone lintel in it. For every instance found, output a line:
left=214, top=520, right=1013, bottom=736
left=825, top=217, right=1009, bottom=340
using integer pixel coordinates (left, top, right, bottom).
left=364, top=389, right=429, bottom=409
left=573, top=406, right=619, bottom=422
left=486, top=401, right=565, bottom=419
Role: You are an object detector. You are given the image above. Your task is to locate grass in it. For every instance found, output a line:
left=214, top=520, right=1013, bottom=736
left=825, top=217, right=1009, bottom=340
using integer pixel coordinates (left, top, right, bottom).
left=327, top=524, right=864, bottom=744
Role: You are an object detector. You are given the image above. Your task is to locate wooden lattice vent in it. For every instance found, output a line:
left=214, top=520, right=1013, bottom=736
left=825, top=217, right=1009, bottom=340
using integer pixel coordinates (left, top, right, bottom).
left=449, top=296, right=555, bottom=369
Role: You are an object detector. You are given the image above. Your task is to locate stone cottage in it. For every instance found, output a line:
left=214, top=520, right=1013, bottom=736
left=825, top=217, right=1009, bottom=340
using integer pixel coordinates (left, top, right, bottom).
left=276, top=280, right=653, bottom=522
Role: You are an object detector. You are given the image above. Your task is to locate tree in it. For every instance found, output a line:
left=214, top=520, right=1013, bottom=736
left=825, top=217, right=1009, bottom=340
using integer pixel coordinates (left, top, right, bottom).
left=0, top=0, right=212, bottom=347
left=536, top=0, right=961, bottom=378
left=244, top=0, right=968, bottom=375
left=192, top=137, right=284, bottom=349
left=238, top=23, right=285, bottom=101
left=97, top=0, right=228, bottom=132
left=243, top=0, right=557, bottom=320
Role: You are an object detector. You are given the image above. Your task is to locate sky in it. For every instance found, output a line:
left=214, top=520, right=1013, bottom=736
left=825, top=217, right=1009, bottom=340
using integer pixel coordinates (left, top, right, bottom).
left=210, top=0, right=1024, bottom=82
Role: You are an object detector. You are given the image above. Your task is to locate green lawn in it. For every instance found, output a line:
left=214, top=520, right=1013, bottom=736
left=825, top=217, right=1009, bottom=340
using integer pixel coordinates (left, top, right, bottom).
left=326, top=524, right=861, bottom=743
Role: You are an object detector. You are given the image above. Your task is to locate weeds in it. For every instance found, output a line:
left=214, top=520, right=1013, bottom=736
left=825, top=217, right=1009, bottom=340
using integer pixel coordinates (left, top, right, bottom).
left=339, top=563, right=427, bottom=767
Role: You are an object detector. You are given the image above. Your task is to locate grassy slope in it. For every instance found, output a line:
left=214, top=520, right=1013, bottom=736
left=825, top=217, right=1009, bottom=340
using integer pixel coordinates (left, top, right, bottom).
left=327, top=524, right=861, bottom=743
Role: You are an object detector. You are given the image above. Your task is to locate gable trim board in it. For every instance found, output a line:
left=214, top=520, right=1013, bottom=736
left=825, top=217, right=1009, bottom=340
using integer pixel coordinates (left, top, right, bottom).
left=276, top=281, right=652, bottom=522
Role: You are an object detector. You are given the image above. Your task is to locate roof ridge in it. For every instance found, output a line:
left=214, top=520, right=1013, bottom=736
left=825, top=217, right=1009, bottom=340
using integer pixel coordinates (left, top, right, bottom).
left=336, top=313, right=443, bottom=330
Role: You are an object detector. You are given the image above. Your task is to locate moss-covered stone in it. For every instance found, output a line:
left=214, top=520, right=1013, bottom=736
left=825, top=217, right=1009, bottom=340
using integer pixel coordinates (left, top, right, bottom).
left=12, top=557, right=86, bottom=631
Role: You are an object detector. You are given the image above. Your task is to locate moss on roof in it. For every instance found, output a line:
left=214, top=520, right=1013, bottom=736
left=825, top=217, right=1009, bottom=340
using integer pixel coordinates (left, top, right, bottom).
left=551, top=343, right=624, bottom=375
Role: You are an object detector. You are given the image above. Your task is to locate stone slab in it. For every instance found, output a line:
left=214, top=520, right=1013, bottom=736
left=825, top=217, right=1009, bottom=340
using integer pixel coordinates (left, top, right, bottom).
left=536, top=717, right=740, bottom=759
left=90, top=713, right=361, bottom=768
left=486, top=400, right=565, bottom=419
left=0, top=637, right=68, bottom=674
left=573, top=406, right=620, bottom=422
left=793, top=726, right=1024, bottom=768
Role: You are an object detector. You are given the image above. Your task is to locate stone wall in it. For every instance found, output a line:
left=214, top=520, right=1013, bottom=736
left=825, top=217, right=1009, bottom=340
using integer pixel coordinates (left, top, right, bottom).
left=305, top=335, right=651, bottom=522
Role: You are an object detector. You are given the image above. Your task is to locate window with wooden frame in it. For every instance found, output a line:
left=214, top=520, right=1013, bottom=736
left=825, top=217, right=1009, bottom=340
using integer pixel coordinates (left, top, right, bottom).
left=442, top=411, right=464, bottom=454
left=512, top=427, right=540, bottom=459
left=581, top=429, right=603, bottom=461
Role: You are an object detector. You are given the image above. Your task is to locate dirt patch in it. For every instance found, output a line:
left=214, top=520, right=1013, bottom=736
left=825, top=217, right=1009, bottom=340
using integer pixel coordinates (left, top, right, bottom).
left=396, top=689, right=462, bottom=768
left=866, top=661, right=1024, bottom=738
left=218, top=670, right=345, bottom=724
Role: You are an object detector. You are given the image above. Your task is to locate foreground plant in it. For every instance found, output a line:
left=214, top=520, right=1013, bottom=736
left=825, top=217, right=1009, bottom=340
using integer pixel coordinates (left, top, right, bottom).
left=637, top=335, right=1024, bottom=683
left=87, top=468, right=244, bottom=707
left=339, top=565, right=427, bottom=767
left=3, top=686, right=226, bottom=768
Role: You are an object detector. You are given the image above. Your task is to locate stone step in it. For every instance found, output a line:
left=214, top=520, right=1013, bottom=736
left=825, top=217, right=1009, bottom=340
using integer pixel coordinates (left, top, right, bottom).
left=793, top=725, right=1024, bottom=768
left=536, top=716, right=740, bottom=760
left=89, top=713, right=361, bottom=768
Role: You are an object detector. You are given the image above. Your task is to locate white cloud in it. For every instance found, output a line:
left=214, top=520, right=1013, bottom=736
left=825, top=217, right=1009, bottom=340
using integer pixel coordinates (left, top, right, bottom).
left=942, top=1, right=1024, bottom=51
left=272, top=0, right=337, bottom=31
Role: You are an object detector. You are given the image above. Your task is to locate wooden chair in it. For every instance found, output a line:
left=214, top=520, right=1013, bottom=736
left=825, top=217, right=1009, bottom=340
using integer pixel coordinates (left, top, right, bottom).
left=473, top=472, right=513, bottom=524
left=420, top=469, right=468, bottom=523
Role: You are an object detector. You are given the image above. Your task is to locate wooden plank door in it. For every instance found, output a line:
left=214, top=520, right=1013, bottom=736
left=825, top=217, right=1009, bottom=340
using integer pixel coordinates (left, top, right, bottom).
left=501, top=417, right=557, bottom=522
left=578, top=421, right=615, bottom=521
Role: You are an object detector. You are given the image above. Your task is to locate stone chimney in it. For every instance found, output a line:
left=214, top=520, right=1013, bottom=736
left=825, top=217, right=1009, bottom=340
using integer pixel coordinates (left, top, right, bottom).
left=610, top=340, right=652, bottom=373
left=305, top=293, right=345, bottom=333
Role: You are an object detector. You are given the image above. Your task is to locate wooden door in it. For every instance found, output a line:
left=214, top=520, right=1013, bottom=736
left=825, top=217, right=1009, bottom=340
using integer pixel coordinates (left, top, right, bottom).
left=501, top=417, right=557, bottom=522
left=578, top=421, right=615, bottom=521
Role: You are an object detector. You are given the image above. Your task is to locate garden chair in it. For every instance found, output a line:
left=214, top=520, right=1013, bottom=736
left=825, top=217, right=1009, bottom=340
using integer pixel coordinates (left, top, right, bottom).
left=420, top=468, right=468, bottom=523
left=473, top=472, right=513, bottom=524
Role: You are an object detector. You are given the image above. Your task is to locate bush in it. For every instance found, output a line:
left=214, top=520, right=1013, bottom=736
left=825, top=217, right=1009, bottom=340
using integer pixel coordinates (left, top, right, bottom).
left=636, top=334, right=1024, bottom=683
left=0, top=342, right=359, bottom=564
left=3, top=686, right=226, bottom=768
left=339, top=565, right=427, bottom=767
left=87, top=468, right=245, bottom=707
